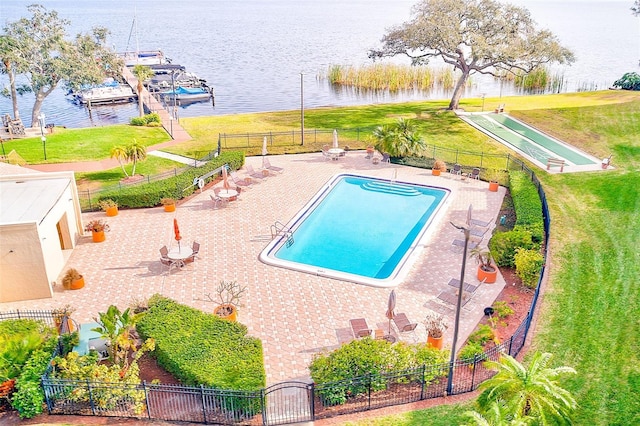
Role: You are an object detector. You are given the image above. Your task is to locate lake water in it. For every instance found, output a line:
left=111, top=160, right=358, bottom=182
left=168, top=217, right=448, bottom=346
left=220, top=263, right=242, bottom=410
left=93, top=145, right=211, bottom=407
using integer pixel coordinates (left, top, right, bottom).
left=2, top=0, right=639, bottom=128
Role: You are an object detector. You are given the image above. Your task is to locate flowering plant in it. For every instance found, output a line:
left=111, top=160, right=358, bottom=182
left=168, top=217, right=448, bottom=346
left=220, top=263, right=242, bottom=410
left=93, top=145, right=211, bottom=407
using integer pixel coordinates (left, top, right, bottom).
left=84, top=219, right=110, bottom=233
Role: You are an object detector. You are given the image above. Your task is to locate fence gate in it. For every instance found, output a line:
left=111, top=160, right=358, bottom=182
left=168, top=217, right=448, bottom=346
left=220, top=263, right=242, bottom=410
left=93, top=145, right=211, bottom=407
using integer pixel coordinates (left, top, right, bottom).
left=262, top=381, right=313, bottom=425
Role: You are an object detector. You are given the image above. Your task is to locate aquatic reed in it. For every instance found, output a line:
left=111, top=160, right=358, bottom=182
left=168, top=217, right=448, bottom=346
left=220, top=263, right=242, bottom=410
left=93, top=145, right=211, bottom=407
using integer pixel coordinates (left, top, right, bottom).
left=325, top=64, right=456, bottom=91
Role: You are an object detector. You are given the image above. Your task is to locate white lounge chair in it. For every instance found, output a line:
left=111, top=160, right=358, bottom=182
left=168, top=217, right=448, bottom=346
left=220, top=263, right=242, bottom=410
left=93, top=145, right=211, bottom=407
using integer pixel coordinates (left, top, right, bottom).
left=263, top=158, right=284, bottom=173
left=245, top=164, right=266, bottom=180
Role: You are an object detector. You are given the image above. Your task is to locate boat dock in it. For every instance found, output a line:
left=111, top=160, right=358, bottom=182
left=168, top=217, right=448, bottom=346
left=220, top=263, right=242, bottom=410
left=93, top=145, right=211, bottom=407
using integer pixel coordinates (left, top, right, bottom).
left=121, top=66, right=191, bottom=142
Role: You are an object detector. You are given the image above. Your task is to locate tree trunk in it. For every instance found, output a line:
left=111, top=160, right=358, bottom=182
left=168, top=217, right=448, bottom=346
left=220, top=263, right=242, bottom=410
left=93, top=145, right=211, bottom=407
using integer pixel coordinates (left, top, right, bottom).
left=448, top=71, right=470, bottom=110
left=137, top=81, right=144, bottom=117
left=30, top=85, right=56, bottom=127
left=3, top=60, right=20, bottom=120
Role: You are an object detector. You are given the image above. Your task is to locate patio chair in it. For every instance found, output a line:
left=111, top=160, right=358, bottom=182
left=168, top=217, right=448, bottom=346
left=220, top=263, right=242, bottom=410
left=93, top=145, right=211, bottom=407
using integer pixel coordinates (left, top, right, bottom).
left=321, top=144, right=332, bottom=161
left=245, top=164, right=266, bottom=180
left=263, top=158, right=284, bottom=173
left=349, top=318, right=372, bottom=338
left=230, top=171, right=252, bottom=188
left=468, top=167, right=480, bottom=180
left=450, top=164, right=462, bottom=175
left=392, top=313, right=419, bottom=342
left=159, top=246, right=171, bottom=266
left=210, top=193, right=226, bottom=209
left=381, top=153, right=390, bottom=163
left=185, top=241, right=200, bottom=263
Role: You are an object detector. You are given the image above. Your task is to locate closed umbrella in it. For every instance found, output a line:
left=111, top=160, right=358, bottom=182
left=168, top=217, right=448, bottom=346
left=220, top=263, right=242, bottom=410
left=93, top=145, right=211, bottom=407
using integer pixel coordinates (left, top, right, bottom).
left=262, top=136, right=268, bottom=167
left=222, top=165, right=230, bottom=190
left=385, top=289, right=396, bottom=336
left=174, top=218, right=182, bottom=250
left=332, top=129, right=339, bottom=149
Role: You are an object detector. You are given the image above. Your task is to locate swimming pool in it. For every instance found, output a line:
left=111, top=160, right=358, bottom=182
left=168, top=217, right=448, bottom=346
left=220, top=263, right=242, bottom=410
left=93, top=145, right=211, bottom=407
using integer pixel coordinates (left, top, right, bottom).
left=259, top=174, right=449, bottom=287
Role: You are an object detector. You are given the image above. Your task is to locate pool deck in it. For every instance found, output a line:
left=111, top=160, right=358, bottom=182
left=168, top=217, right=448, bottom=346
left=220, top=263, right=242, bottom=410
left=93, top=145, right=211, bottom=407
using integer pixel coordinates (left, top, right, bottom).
left=0, top=152, right=507, bottom=385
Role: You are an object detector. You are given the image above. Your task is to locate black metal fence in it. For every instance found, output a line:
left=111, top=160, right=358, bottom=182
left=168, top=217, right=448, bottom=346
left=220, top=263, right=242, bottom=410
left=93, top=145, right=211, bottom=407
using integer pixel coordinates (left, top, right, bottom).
left=3, top=155, right=550, bottom=425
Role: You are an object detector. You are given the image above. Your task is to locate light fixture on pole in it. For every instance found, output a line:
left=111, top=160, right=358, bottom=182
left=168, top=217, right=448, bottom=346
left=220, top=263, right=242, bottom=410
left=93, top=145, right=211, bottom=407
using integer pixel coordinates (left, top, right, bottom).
left=446, top=208, right=472, bottom=395
left=38, top=113, right=47, bottom=160
left=300, top=72, right=304, bottom=146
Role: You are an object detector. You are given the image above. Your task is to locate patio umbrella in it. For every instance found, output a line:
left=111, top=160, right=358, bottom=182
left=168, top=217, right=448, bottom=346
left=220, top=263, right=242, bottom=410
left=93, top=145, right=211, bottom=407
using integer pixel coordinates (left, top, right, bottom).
left=385, top=289, right=396, bottom=336
left=262, top=136, right=268, bottom=167
left=466, top=204, right=473, bottom=227
left=222, top=165, right=230, bottom=190
left=173, top=218, right=182, bottom=250
left=332, top=129, right=339, bottom=149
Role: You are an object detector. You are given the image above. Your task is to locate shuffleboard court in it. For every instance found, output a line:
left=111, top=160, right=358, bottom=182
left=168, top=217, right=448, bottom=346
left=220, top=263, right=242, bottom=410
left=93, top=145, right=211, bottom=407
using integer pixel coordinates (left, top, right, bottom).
left=460, top=113, right=600, bottom=172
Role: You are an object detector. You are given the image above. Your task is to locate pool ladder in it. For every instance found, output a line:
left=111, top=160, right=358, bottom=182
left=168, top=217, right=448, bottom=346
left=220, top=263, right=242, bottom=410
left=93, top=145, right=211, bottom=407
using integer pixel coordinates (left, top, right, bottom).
left=271, top=221, right=294, bottom=247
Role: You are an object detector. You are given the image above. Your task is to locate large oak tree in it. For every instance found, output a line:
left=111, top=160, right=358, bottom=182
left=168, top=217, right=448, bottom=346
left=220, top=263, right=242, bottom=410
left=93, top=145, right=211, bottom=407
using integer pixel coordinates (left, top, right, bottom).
left=369, top=0, right=575, bottom=110
left=2, top=4, right=123, bottom=126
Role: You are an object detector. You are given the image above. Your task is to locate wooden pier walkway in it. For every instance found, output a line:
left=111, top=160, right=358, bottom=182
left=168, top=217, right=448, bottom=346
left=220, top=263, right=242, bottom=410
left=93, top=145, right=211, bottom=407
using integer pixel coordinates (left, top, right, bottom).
left=121, top=66, right=192, bottom=143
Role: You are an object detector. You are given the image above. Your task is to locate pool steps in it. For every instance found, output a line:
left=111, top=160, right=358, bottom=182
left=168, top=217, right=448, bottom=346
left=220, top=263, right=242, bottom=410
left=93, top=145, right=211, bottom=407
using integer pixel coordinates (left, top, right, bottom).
left=361, top=181, right=420, bottom=196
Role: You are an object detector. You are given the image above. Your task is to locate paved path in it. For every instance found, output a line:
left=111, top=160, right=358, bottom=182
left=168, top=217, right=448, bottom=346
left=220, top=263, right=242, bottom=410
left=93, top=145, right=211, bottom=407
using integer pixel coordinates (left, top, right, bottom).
left=148, top=150, right=207, bottom=167
left=1, top=152, right=507, bottom=385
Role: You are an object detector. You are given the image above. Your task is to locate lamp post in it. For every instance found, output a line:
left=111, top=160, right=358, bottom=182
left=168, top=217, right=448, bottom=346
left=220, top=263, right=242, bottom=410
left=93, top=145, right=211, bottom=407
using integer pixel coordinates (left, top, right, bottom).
left=300, top=72, right=304, bottom=146
left=38, top=113, right=47, bottom=160
left=446, top=216, right=471, bottom=395
left=481, top=93, right=486, bottom=112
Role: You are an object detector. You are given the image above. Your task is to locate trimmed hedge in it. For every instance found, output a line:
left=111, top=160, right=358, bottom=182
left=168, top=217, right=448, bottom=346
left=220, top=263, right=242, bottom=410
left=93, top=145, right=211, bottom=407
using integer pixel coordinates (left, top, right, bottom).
left=136, top=294, right=265, bottom=391
left=97, top=151, right=245, bottom=209
left=489, top=226, right=537, bottom=268
left=509, top=170, right=544, bottom=243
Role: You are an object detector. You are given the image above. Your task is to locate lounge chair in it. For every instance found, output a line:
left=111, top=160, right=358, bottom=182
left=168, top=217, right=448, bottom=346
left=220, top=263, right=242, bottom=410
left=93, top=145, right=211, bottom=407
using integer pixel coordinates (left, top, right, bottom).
left=468, top=167, right=480, bottom=180
left=245, top=164, right=266, bottom=180
left=451, top=239, right=480, bottom=250
left=349, top=318, right=372, bottom=338
left=451, top=164, right=462, bottom=175
left=392, top=313, right=418, bottom=341
left=263, top=158, right=284, bottom=173
left=230, top=171, right=252, bottom=188
left=321, top=144, right=332, bottom=161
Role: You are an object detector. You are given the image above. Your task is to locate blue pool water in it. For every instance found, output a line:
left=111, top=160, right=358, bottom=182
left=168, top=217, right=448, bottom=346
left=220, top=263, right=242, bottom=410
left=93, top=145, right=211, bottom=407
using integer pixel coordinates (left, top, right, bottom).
left=259, top=174, right=449, bottom=287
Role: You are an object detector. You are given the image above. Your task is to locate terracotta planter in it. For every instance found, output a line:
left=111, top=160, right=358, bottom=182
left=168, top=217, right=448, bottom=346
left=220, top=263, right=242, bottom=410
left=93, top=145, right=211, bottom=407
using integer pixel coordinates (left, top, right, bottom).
left=105, top=206, right=118, bottom=217
left=92, top=230, right=106, bottom=243
left=489, top=181, right=499, bottom=192
left=214, top=304, right=237, bottom=322
left=70, top=276, right=85, bottom=290
left=164, top=203, right=176, bottom=212
left=432, top=169, right=441, bottom=176
left=427, top=334, right=444, bottom=350
left=477, top=265, right=498, bottom=283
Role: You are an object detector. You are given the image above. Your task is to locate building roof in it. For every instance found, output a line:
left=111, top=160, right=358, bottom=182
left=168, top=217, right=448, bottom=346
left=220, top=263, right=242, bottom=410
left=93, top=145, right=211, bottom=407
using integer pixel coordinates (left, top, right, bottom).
left=0, top=177, right=71, bottom=225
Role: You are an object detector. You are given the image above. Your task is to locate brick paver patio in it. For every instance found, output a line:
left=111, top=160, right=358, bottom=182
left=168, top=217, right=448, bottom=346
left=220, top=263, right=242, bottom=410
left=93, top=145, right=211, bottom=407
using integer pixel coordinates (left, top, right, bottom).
left=0, top=152, right=506, bottom=385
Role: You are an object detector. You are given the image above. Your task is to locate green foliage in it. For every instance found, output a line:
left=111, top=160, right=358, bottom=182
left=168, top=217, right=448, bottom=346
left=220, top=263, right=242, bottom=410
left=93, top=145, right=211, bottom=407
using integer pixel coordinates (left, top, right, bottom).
left=613, top=72, right=640, bottom=91
left=0, top=320, right=56, bottom=381
left=97, top=151, right=244, bottom=209
left=59, top=332, right=80, bottom=356
left=457, top=342, right=486, bottom=362
left=468, top=325, right=495, bottom=346
left=129, top=112, right=161, bottom=126
left=371, top=118, right=427, bottom=157
left=514, top=248, right=545, bottom=289
left=129, top=116, right=147, bottom=126
left=50, top=350, right=149, bottom=415
left=92, top=305, right=146, bottom=367
left=137, top=295, right=265, bottom=391
left=509, top=171, right=544, bottom=243
left=492, top=301, right=514, bottom=319
left=309, top=340, right=448, bottom=406
left=489, top=227, right=536, bottom=267
left=11, top=337, right=58, bottom=419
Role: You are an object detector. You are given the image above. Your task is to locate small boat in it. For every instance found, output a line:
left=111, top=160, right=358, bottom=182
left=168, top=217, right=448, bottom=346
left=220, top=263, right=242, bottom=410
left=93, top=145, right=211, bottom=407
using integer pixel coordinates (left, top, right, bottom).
left=160, top=86, right=212, bottom=101
left=120, top=50, right=167, bottom=67
left=77, top=82, right=137, bottom=105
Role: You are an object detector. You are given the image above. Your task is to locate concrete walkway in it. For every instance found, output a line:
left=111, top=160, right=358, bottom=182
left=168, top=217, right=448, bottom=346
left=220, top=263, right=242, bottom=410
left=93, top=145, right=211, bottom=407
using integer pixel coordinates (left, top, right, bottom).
left=1, top=152, right=507, bottom=385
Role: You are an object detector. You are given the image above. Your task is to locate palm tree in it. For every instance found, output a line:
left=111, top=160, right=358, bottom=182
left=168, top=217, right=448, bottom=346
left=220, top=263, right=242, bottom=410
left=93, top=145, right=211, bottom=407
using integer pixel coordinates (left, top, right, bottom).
left=371, top=118, right=427, bottom=157
left=132, top=64, right=155, bottom=117
left=371, top=124, right=396, bottom=154
left=110, top=145, right=129, bottom=177
left=476, top=352, right=577, bottom=425
left=126, top=139, right=147, bottom=176
left=464, top=400, right=533, bottom=426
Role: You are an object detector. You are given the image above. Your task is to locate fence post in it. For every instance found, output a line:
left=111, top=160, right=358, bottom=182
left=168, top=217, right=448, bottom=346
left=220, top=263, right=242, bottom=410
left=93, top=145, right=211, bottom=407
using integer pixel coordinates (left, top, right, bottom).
left=308, top=383, right=316, bottom=421
left=200, top=384, right=207, bottom=423
left=420, top=364, right=426, bottom=400
left=480, top=152, right=484, bottom=167
left=368, top=373, right=372, bottom=410
left=261, top=388, right=267, bottom=426
left=143, top=380, right=151, bottom=419
left=42, top=377, right=53, bottom=413
left=87, top=378, right=96, bottom=415
left=470, top=355, right=478, bottom=390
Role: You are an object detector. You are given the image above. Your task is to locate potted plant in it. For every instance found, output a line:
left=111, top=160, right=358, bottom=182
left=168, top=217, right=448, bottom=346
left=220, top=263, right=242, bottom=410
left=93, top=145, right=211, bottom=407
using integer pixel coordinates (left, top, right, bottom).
left=160, top=197, right=176, bottom=212
left=471, top=247, right=498, bottom=283
left=207, top=280, right=247, bottom=322
left=423, top=311, right=448, bottom=350
left=84, top=219, right=110, bottom=243
left=486, top=169, right=506, bottom=192
left=99, top=199, right=119, bottom=217
left=62, top=268, right=85, bottom=290
left=52, top=304, right=76, bottom=334
left=432, top=159, right=446, bottom=176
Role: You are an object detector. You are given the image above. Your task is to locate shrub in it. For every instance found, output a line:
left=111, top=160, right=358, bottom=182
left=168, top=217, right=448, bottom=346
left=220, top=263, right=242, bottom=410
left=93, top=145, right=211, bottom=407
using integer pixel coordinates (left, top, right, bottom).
left=509, top=170, right=544, bottom=243
left=489, top=226, right=536, bottom=267
left=514, top=248, right=545, bottom=289
left=12, top=337, right=58, bottom=418
left=129, top=116, right=146, bottom=126
left=137, top=295, right=265, bottom=391
left=144, top=112, right=161, bottom=124
left=468, top=324, right=495, bottom=346
left=97, top=151, right=245, bottom=209
left=612, top=72, right=640, bottom=90
left=492, top=301, right=514, bottom=318
left=458, top=342, right=486, bottom=362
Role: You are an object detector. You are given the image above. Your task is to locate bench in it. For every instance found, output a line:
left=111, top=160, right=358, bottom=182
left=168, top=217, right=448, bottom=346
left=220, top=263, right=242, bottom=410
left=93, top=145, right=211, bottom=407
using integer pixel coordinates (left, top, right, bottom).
left=546, top=157, right=565, bottom=172
left=494, top=103, right=505, bottom=113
